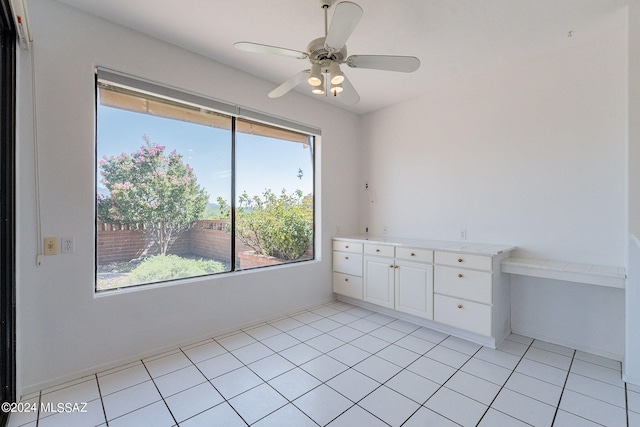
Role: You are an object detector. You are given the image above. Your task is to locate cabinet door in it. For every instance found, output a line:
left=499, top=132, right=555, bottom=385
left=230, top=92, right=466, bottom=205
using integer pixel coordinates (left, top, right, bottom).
left=364, top=256, right=395, bottom=308
left=395, top=260, right=434, bottom=320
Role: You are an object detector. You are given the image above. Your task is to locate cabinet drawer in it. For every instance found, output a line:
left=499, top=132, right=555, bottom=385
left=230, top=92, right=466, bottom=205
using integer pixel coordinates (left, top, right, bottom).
left=333, top=241, right=363, bottom=254
left=434, top=266, right=492, bottom=304
left=434, top=294, right=492, bottom=337
left=333, top=273, right=363, bottom=300
left=364, top=244, right=395, bottom=257
left=333, top=252, right=363, bottom=276
left=435, top=251, right=492, bottom=271
left=396, top=247, right=433, bottom=263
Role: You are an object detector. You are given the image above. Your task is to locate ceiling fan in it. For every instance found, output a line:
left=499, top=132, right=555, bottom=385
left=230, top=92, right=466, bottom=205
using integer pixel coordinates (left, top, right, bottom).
left=234, top=0, right=421, bottom=104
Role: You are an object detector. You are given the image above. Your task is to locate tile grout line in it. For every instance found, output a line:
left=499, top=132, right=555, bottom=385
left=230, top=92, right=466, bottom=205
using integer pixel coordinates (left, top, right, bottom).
left=34, top=390, right=41, bottom=427
left=140, top=359, right=179, bottom=427
left=94, top=373, right=109, bottom=427
left=625, top=383, right=629, bottom=427
left=474, top=338, right=535, bottom=426
left=549, top=349, right=576, bottom=426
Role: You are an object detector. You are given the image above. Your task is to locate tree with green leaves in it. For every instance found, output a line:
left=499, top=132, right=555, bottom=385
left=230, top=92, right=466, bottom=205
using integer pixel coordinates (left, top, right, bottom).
left=97, top=135, right=208, bottom=255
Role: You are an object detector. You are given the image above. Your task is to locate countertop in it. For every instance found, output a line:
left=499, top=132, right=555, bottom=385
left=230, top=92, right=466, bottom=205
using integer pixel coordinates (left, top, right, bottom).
left=333, top=235, right=516, bottom=256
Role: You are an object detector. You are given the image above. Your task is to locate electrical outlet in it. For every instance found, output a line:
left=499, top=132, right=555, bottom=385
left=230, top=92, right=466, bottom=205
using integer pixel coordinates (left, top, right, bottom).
left=61, top=237, right=74, bottom=253
left=43, top=237, right=58, bottom=255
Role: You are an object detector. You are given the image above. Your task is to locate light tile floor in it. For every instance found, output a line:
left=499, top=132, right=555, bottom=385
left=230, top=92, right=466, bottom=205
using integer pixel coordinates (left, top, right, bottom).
left=7, top=300, right=639, bottom=427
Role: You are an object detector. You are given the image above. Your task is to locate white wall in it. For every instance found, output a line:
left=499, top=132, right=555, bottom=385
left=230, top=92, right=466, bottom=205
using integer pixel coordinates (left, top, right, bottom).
left=16, top=0, right=362, bottom=394
left=360, top=19, right=627, bottom=358
left=626, top=2, right=640, bottom=384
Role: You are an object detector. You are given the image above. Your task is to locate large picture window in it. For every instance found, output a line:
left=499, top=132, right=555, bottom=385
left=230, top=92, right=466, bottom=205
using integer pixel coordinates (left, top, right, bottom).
left=96, top=70, right=316, bottom=292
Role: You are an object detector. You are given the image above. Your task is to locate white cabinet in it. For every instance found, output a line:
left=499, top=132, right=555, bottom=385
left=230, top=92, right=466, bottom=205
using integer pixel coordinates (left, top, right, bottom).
left=363, top=243, right=434, bottom=318
left=332, top=241, right=363, bottom=300
left=433, top=250, right=510, bottom=342
left=364, top=255, right=395, bottom=308
left=395, top=259, right=434, bottom=319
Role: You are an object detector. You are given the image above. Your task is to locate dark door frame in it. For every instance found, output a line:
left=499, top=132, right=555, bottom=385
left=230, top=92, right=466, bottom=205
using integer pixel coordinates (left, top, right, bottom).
left=0, top=0, right=16, bottom=424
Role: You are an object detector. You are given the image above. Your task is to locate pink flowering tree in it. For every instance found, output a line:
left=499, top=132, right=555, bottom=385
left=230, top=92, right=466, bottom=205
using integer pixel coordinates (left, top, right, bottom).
left=97, top=135, right=208, bottom=255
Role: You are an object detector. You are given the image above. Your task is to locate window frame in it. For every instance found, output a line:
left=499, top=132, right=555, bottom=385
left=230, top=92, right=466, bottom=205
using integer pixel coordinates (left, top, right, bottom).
left=94, top=69, right=319, bottom=293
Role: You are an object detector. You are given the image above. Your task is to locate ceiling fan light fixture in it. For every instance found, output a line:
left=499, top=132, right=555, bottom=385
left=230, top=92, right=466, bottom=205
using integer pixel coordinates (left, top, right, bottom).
left=308, top=63, right=323, bottom=86
left=329, top=62, right=344, bottom=85
left=312, top=84, right=325, bottom=95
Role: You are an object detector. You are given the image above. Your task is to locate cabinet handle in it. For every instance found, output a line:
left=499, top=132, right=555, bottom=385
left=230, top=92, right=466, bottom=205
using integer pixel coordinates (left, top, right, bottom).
left=389, top=265, right=394, bottom=269
left=410, top=252, right=416, bottom=256
left=345, top=245, right=349, bottom=249
left=345, top=256, right=349, bottom=260
left=376, top=249, right=381, bottom=252
left=457, top=304, right=463, bottom=309
left=458, top=273, right=463, bottom=278
left=345, top=278, right=349, bottom=282
left=394, top=265, right=399, bottom=269
left=458, top=258, right=463, bottom=263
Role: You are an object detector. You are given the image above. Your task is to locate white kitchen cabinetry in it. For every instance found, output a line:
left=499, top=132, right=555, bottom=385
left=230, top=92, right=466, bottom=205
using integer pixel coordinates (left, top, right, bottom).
left=333, top=237, right=515, bottom=348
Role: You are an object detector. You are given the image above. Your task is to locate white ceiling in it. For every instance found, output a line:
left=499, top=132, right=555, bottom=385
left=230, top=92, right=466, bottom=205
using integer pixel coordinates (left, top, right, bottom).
left=54, top=0, right=629, bottom=114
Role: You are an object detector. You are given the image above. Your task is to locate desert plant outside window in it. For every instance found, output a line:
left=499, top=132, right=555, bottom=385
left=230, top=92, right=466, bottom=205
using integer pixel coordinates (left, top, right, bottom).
left=95, top=68, right=317, bottom=292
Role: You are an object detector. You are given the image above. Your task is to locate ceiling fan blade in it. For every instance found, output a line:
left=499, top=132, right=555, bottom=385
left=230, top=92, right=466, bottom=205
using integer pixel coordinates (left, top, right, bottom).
left=234, top=42, right=308, bottom=60
left=347, top=55, right=421, bottom=72
left=339, top=75, right=360, bottom=105
left=268, top=70, right=310, bottom=98
left=325, top=2, right=363, bottom=51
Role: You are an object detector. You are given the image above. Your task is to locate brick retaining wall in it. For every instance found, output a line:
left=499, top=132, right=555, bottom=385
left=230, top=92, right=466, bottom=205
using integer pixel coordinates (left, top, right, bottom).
left=97, top=220, right=252, bottom=266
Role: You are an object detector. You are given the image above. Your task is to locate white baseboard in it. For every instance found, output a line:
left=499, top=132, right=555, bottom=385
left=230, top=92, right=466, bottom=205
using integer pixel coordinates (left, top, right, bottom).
left=511, top=327, right=623, bottom=362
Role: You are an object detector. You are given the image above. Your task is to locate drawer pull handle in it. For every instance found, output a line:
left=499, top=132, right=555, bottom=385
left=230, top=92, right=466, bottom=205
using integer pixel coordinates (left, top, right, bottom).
left=394, top=265, right=399, bottom=269
left=389, top=265, right=394, bottom=268
left=345, top=245, right=349, bottom=249
left=376, top=249, right=381, bottom=253
left=345, top=278, right=349, bottom=282
left=458, top=273, right=463, bottom=278
left=457, top=304, right=463, bottom=309
left=458, top=258, right=463, bottom=263
left=345, top=256, right=349, bottom=260
left=410, top=253, right=416, bottom=256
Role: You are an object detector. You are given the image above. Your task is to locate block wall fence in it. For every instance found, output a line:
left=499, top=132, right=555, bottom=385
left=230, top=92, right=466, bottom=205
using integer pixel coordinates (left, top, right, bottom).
left=97, top=220, right=254, bottom=267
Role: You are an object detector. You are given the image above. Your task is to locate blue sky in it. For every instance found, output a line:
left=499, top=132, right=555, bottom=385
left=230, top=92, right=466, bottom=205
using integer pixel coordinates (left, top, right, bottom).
left=96, top=106, right=314, bottom=204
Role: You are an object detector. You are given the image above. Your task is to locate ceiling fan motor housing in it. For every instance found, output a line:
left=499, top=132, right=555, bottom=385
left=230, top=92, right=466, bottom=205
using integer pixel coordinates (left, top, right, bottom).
left=307, top=37, right=347, bottom=67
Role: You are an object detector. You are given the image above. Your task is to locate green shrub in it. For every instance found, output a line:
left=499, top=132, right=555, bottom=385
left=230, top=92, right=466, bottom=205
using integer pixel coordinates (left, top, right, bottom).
left=218, top=189, right=313, bottom=260
left=129, top=254, right=225, bottom=283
